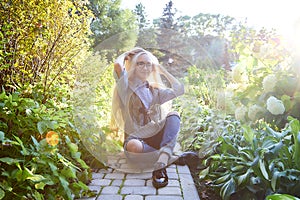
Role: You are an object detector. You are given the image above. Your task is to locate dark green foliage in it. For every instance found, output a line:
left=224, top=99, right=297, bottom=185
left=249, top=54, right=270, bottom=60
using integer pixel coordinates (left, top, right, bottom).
left=0, top=91, right=95, bottom=199
left=198, top=117, right=300, bottom=200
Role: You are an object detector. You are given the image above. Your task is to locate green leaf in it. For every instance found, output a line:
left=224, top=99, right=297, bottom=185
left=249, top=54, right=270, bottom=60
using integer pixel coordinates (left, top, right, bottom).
left=237, top=169, right=250, bottom=186
left=72, top=181, right=89, bottom=191
left=37, top=121, right=48, bottom=134
left=35, top=182, right=46, bottom=190
left=68, top=143, right=78, bottom=153
left=48, top=162, right=59, bottom=176
left=0, top=188, right=4, bottom=200
left=31, top=136, right=40, bottom=149
left=32, top=191, right=43, bottom=200
left=259, top=159, right=269, bottom=180
left=61, top=167, right=76, bottom=179
left=215, top=173, right=231, bottom=184
left=289, top=118, right=300, bottom=169
left=220, top=178, right=236, bottom=200
left=0, top=90, right=6, bottom=100
left=266, top=194, right=300, bottom=200
left=26, top=174, right=46, bottom=182
left=0, top=131, right=4, bottom=141
left=271, top=171, right=279, bottom=191
left=242, top=125, right=254, bottom=143
left=59, top=176, right=72, bottom=199
left=199, top=167, right=210, bottom=179
left=0, top=157, right=23, bottom=165
left=13, top=135, right=29, bottom=156
left=266, top=125, right=283, bottom=138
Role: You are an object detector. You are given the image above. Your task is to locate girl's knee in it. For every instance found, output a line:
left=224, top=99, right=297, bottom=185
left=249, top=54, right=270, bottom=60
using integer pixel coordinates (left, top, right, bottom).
left=125, top=139, right=143, bottom=153
left=166, top=111, right=180, bottom=119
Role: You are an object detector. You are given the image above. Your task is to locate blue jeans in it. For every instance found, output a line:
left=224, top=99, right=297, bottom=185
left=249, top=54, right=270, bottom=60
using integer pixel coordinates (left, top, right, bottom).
left=124, top=114, right=181, bottom=153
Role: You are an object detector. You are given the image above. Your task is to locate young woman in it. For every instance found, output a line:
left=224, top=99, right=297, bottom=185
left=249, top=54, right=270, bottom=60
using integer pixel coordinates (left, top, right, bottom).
left=111, top=47, right=198, bottom=188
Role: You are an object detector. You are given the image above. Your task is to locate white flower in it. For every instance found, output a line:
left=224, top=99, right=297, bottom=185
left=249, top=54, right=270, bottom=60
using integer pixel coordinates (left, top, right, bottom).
left=231, top=64, right=248, bottom=83
left=266, top=96, right=285, bottom=115
left=235, top=106, right=248, bottom=121
left=248, top=104, right=264, bottom=121
left=262, top=75, right=276, bottom=93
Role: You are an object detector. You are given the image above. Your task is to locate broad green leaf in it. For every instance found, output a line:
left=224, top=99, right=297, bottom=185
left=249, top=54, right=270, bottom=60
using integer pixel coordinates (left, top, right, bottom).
left=13, top=135, right=29, bottom=156
left=0, top=131, right=4, bottom=141
left=37, top=121, right=48, bottom=134
left=26, top=174, right=46, bottom=182
left=72, top=181, right=89, bottom=191
left=259, top=159, right=269, bottom=180
left=0, top=90, right=6, bottom=100
left=59, top=176, right=72, bottom=199
left=242, top=125, right=254, bottom=143
left=199, top=167, right=209, bottom=179
left=237, top=169, right=250, bottom=186
left=33, top=191, right=43, bottom=200
left=61, top=167, right=76, bottom=179
left=31, top=136, right=40, bottom=149
left=48, top=162, right=59, bottom=176
left=271, top=171, right=279, bottom=191
left=0, top=157, right=23, bottom=165
left=35, top=182, right=46, bottom=190
left=289, top=119, right=300, bottom=169
left=215, top=173, right=231, bottom=184
left=231, top=165, right=245, bottom=172
left=266, top=194, right=300, bottom=200
left=220, top=178, right=236, bottom=200
left=68, top=143, right=78, bottom=153
left=0, top=188, right=4, bottom=200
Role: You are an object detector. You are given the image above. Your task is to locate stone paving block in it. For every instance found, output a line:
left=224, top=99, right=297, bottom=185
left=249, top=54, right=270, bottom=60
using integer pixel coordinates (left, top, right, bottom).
left=126, top=172, right=152, bottom=179
left=178, top=173, right=200, bottom=200
left=124, top=195, right=144, bottom=200
left=146, top=179, right=180, bottom=187
left=145, top=196, right=184, bottom=200
left=123, top=179, right=146, bottom=186
left=176, top=165, right=191, bottom=174
left=111, top=179, right=123, bottom=186
left=168, top=164, right=177, bottom=168
left=76, top=197, right=96, bottom=200
left=168, top=179, right=180, bottom=187
left=166, top=167, right=177, bottom=173
left=157, top=186, right=181, bottom=195
left=101, top=186, right=120, bottom=194
left=90, top=179, right=111, bottom=186
left=88, top=185, right=101, bottom=194
left=92, top=173, right=105, bottom=179
left=121, top=186, right=156, bottom=195
left=104, top=172, right=125, bottom=179
left=97, top=195, right=123, bottom=200
left=167, top=172, right=178, bottom=179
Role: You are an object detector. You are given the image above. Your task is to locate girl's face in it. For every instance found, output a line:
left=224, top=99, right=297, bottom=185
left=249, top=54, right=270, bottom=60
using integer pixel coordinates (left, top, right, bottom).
left=134, top=53, right=153, bottom=82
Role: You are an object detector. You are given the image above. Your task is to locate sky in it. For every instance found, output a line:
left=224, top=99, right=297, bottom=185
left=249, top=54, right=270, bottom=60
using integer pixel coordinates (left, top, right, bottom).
left=120, top=0, right=300, bottom=43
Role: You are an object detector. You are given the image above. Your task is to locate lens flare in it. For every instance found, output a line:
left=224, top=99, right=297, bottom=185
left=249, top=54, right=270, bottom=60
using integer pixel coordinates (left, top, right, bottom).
left=46, top=131, right=59, bottom=146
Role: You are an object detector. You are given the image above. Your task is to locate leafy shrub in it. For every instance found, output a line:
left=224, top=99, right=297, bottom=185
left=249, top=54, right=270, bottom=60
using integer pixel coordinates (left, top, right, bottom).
left=0, top=91, right=94, bottom=199
left=0, top=0, right=92, bottom=102
left=199, top=117, right=300, bottom=200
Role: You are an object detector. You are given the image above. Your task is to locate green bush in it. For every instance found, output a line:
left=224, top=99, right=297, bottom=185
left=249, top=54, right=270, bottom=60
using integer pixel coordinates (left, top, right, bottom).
left=199, top=117, right=300, bottom=200
left=0, top=91, right=94, bottom=199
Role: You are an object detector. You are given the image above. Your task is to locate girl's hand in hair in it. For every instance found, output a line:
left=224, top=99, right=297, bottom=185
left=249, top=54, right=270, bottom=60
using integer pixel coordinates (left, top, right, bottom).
left=125, top=48, right=144, bottom=61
